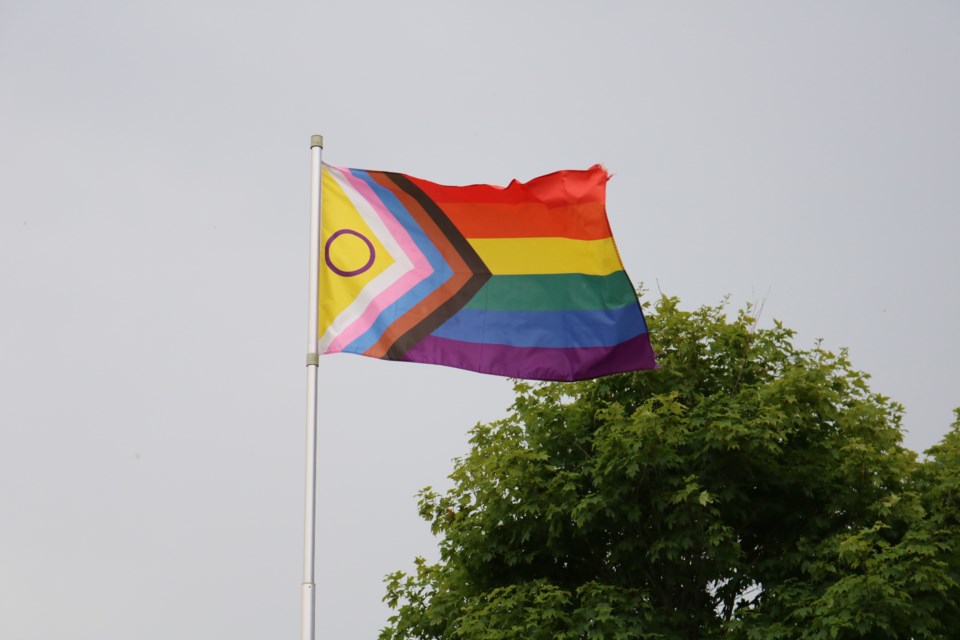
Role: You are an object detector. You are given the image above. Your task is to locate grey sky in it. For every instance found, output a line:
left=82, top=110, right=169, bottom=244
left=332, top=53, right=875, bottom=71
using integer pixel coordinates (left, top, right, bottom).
left=1, top=2, right=958, bottom=639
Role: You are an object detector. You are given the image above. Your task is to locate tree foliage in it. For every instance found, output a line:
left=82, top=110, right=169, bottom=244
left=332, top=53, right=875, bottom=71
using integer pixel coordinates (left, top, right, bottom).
left=381, top=297, right=960, bottom=639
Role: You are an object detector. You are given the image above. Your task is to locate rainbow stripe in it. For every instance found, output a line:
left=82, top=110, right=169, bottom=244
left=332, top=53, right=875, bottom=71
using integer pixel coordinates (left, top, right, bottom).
left=318, top=164, right=655, bottom=381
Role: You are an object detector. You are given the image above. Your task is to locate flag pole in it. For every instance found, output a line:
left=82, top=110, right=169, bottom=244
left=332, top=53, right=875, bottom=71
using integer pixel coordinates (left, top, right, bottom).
left=302, top=133, right=323, bottom=640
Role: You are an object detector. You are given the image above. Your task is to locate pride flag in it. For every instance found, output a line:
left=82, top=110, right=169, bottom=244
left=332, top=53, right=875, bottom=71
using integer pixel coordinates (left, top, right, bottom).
left=318, top=164, right=656, bottom=381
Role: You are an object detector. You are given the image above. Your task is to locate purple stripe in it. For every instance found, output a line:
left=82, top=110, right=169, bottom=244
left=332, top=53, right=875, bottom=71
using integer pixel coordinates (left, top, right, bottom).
left=397, top=333, right=657, bottom=382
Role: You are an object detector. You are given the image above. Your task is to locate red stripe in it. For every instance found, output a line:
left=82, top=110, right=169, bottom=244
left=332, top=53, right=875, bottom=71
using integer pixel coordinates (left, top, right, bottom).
left=407, top=164, right=608, bottom=206
left=409, top=165, right=611, bottom=240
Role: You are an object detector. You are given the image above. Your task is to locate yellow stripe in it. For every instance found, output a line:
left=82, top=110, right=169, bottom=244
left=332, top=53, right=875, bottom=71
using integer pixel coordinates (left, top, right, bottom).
left=468, top=237, right=624, bottom=276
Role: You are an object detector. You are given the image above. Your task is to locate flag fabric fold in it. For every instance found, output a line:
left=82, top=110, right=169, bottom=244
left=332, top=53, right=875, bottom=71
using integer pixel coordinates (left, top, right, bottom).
left=318, top=163, right=656, bottom=381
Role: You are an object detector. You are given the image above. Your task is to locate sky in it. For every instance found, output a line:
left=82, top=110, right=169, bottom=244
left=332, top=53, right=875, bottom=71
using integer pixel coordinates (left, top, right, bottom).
left=1, top=2, right=958, bottom=639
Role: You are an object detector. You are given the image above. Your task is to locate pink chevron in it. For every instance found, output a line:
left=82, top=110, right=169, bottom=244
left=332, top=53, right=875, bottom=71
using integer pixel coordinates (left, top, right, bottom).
left=325, top=168, right=435, bottom=353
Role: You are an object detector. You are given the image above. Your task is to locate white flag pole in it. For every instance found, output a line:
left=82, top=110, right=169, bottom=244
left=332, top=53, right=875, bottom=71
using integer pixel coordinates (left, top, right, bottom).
left=302, top=134, right=323, bottom=640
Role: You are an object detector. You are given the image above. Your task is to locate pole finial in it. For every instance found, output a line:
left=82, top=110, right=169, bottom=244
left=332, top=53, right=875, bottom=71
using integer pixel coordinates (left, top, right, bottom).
left=310, top=134, right=324, bottom=149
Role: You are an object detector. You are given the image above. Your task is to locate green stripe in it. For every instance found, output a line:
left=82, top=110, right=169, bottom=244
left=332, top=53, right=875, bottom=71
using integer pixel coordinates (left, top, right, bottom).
left=463, top=272, right=637, bottom=311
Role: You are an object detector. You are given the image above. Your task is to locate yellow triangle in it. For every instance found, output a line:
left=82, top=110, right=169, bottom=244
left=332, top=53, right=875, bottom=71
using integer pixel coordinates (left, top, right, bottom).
left=318, top=169, right=395, bottom=338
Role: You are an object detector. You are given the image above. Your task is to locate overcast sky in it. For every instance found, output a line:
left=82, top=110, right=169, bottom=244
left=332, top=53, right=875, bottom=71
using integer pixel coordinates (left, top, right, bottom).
left=2, top=2, right=958, bottom=639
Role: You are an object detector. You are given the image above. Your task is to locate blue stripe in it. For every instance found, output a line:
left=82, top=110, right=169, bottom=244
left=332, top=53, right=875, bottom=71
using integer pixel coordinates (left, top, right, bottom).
left=429, top=304, right=647, bottom=349
left=343, top=170, right=452, bottom=354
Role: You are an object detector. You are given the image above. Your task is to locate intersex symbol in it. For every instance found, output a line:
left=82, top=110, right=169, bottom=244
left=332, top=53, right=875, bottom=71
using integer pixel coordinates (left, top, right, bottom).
left=324, top=229, right=376, bottom=277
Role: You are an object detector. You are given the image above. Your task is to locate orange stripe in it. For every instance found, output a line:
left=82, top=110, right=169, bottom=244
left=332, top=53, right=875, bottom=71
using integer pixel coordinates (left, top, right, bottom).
left=437, top=201, right=611, bottom=240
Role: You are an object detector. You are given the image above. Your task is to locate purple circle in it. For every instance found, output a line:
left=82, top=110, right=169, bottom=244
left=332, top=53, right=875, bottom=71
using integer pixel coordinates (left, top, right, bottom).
left=325, top=229, right=376, bottom=277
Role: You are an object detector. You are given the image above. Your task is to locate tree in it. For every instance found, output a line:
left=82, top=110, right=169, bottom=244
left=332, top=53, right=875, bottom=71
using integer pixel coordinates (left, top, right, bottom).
left=380, top=297, right=960, bottom=639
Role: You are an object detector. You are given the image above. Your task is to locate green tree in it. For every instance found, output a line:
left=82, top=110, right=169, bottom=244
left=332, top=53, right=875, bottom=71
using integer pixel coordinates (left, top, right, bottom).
left=381, top=297, right=960, bottom=639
